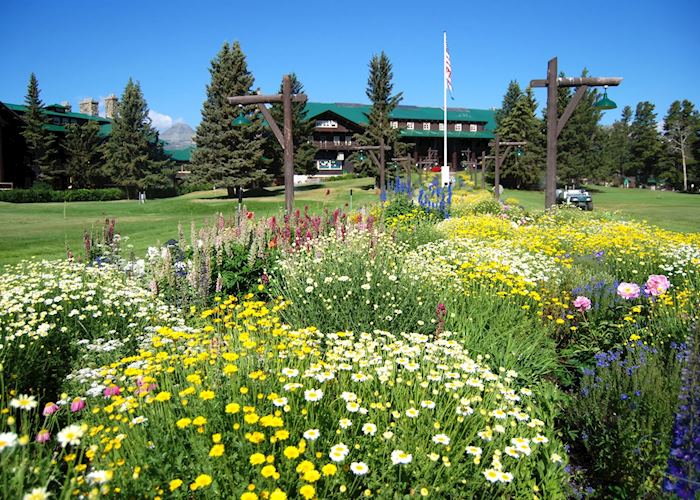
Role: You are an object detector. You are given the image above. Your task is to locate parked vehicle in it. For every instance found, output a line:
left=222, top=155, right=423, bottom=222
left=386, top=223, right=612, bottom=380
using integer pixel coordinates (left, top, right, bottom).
left=555, top=187, right=593, bottom=210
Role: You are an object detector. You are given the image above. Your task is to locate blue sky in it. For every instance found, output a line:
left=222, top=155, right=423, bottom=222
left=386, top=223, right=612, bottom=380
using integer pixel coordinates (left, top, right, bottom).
left=2, top=0, right=698, bottom=130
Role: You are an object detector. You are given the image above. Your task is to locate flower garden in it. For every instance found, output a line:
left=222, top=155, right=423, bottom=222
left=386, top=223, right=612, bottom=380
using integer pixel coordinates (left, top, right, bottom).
left=1, top=178, right=699, bottom=499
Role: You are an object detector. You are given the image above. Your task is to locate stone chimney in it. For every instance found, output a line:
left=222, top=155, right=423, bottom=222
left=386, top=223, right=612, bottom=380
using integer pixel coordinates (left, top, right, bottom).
left=79, top=97, right=98, bottom=116
left=60, top=100, right=72, bottom=112
left=104, top=94, right=118, bottom=119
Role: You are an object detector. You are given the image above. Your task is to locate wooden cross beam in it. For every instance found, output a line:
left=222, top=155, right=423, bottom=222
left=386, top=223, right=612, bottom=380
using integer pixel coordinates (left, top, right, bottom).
left=530, top=57, right=622, bottom=208
left=227, top=75, right=308, bottom=214
left=345, top=144, right=390, bottom=196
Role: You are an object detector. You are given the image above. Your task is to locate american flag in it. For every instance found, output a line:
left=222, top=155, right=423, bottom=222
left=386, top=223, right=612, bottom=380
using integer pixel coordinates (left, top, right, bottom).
left=445, top=37, right=454, bottom=99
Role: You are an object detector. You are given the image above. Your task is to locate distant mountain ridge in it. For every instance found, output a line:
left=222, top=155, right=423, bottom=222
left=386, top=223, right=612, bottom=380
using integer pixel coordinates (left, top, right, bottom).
left=161, top=122, right=195, bottom=149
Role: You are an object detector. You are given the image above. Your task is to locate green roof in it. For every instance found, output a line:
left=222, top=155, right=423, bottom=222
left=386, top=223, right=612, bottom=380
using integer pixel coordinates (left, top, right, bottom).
left=164, top=146, right=193, bottom=162
left=305, top=102, right=497, bottom=135
left=2, top=102, right=111, bottom=124
left=400, top=129, right=494, bottom=139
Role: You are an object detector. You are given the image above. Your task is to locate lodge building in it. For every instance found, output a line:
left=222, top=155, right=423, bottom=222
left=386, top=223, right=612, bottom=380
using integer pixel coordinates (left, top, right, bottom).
left=305, top=102, right=496, bottom=175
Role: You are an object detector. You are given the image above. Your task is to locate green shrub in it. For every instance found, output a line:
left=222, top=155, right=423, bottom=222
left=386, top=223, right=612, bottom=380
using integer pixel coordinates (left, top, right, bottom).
left=566, top=343, right=682, bottom=497
left=0, top=188, right=123, bottom=203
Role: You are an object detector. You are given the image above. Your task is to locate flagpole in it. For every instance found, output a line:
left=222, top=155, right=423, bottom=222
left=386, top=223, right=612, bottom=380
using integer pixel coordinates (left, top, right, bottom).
left=442, top=31, right=449, bottom=187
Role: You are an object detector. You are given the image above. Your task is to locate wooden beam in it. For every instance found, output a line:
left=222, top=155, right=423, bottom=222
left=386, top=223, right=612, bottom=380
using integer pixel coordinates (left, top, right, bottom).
left=282, top=75, right=294, bottom=215
left=557, top=85, right=588, bottom=138
left=256, top=103, right=284, bottom=149
left=530, top=77, right=622, bottom=88
left=545, top=57, right=558, bottom=209
left=228, top=94, right=307, bottom=105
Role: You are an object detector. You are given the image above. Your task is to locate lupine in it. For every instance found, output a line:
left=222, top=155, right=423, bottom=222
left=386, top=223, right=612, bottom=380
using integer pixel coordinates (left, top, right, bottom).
left=664, top=330, right=700, bottom=499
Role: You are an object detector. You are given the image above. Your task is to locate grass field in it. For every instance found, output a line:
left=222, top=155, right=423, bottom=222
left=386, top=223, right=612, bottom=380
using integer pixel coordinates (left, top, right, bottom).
left=502, top=185, right=700, bottom=233
left=1, top=178, right=698, bottom=266
left=0, top=177, right=378, bottom=266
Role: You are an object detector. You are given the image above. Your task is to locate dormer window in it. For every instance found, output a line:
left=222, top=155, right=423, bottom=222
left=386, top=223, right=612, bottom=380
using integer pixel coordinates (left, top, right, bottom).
left=406, top=122, right=414, bottom=130
left=390, top=121, right=398, bottom=129
left=469, top=124, right=478, bottom=132
left=423, top=122, right=431, bottom=131
left=454, top=123, right=462, bottom=132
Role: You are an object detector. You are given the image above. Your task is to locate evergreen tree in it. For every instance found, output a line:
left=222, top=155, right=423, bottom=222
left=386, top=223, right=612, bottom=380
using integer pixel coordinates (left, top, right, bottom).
left=495, top=80, right=523, bottom=128
left=601, top=105, right=633, bottom=181
left=269, top=73, right=317, bottom=176
left=555, top=69, right=603, bottom=184
left=663, top=100, right=699, bottom=191
left=21, top=73, right=60, bottom=185
left=103, top=78, right=173, bottom=197
left=496, top=88, right=545, bottom=188
left=191, top=41, right=270, bottom=196
left=63, top=121, right=105, bottom=188
left=351, top=52, right=406, bottom=181
left=629, top=101, right=663, bottom=182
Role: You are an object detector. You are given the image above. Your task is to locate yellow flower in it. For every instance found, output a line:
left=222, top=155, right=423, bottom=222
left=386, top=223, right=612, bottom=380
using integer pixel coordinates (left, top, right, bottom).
left=245, top=413, right=260, bottom=425
left=190, top=473, right=213, bottom=490
left=169, top=479, right=183, bottom=492
left=261, top=465, right=277, bottom=478
left=193, top=416, right=207, bottom=426
left=275, top=429, right=289, bottom=440
left=209, top=444, right=225, bottom=457
left=302, top=470, right=321, bottom=483
left=295, top=460, right=314, bottom=474
left=321, top=464, right=337, bottom=476
left=299, top=484, right=315, bottom=499
left=199, top=390, right=215, bottom=401
left=212, top=433, right=222, bottom=443
left=250, top=453, right=266, bottom=465
left=283, top=446, right=300, bottom=459
left=226, top=402, right=241, bottom=414
left=176, top=418, right=192, bottom=429
left=269, top=489, right=287, bottom=500
left=154, top=391, right=171, bottom=402
left=241, top=493, right=258, bottom=500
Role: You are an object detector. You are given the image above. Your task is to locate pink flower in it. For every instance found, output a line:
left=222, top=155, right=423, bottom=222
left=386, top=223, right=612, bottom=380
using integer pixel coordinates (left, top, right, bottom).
left=644, top=274, right=670, bottom=296
left=617, top=282, right=641, bottom=300
left=42, top=402, right=59, bottom=417
left=573, top=296, right=592, bottom=312
left=70, top=398, right=86, bottom=413
left=103, top=385, right=121, bottom=398
left=35, top=429, right=51, bottom=443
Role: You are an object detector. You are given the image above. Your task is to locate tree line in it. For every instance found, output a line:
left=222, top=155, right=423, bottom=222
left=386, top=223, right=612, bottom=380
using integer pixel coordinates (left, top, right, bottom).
left=494, top=75, right=700, bottom=191
left=21, top=74, right=174, bottom=197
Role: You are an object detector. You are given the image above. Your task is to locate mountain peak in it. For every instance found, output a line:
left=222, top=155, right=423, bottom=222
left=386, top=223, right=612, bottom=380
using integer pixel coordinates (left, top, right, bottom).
left=161, top=122, right=195, bottom=149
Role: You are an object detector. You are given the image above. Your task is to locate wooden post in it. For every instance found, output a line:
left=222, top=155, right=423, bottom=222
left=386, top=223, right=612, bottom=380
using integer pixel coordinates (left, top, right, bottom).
left=545, top=57, right=558, bottom=208
left=379, top=136, right=386, bottom=198
left=481, top=151, right=486, bottom=190
left=282, top=75, right=294, bottom=215
left=531, top=58, right=622, bottom=209
left=494, top=134, right=501, bottom=200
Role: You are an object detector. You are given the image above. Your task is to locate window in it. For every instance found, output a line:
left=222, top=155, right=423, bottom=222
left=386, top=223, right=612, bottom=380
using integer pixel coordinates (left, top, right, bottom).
left=316, top=119, right=338, bottom=128
left=345, top=135, right=352, bottom=145
left=469, top=124, right=478, bottom=132
left=406, top=122, right=415, bottom=130
left=423, top=122, right=431, bottom=131
left=454, top=123, right=462, bottom=132
left=317, top=159, right=343, bottom=170
left=439, top=123, right=444, bottom=131
left=390, top=121, right=398, bottom=129
left=333, top=136, right=341, bottom=145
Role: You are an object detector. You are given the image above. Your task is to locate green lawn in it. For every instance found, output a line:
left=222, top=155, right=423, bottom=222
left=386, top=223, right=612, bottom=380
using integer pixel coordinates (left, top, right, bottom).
left=0, top=177, right=378, bottom=266
left=502, top=185, right=700, bottom=233
left=1, top=179, right=698, bottom=266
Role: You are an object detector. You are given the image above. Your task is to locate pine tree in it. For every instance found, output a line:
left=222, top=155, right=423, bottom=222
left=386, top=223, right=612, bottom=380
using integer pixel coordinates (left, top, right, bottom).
left=601, top=105, right=633, bottom=181
left=63, top=121, right=105, bottom=188
left=663, top=100, right=699, bottom=191
left=556, top=69, right=603, bottom=184
left=269, top=73, right=317, bottom=176
left=103, top=78, right=173, bottom=197
left=351, top=52, right=406, bottom=182
left=21, top=73, right=60, bottom=185
left=495, top=80, right=523, bottom=128
left=497, top=88, right=545, bottom=188
left=629, top=101, right=663, bottom=182
left=191, top=41, right=270, bottom=196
